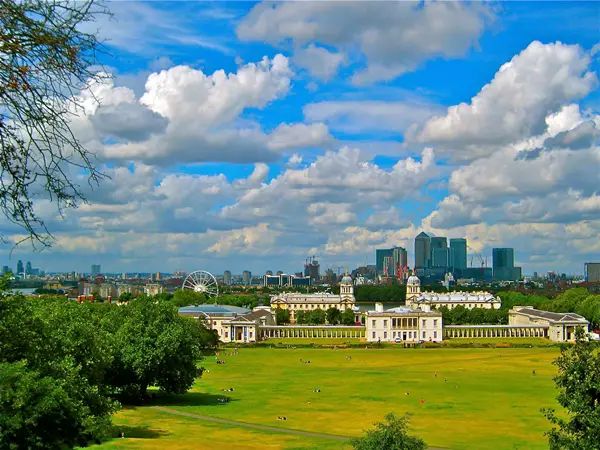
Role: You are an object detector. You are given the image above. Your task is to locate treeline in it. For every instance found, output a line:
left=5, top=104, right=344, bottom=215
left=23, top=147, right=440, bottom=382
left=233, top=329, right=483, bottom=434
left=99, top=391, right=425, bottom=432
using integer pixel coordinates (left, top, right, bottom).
left=354, top=285, right=407, bottom=303
left=0, top=293, right=217, bottom=449
left=440, top=288, right=600, bottom=328
left=275, top=307, right=356, bottom=326
left=149, top=289, right=263, bottom=309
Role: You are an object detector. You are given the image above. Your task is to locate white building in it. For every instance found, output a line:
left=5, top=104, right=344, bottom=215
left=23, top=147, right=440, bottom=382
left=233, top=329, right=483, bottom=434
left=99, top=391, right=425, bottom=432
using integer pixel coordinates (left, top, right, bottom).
left=270, top=272, right=356, bottom=323
left=405, top=274, right=501, bottom=310
left=509, top=306, right=589, bottom=342
left=366, top=303, right=443, bottom=343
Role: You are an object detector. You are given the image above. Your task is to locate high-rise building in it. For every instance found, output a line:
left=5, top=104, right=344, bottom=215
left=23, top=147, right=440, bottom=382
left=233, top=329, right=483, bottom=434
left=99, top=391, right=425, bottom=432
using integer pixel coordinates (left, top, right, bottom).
left=585, top=263, right=600, bottom=283
left=492, top=248, right=521, bottom=281
left=2, top=265, right=9, bottom=275
left=25, top=261, right=32, bottom=275
left=223, top=270, right=232, bottom=285
left=431, top=247, right=450, bottom=267
left=156, top=272, right=161, bottom=280
left=414, top=232, right=431, bottom=269
left=16, top=260, right=24, bottom=275
left=91, top=264, right=101, bottom=277
left=376, top=248, right=394, bottom=275
left=450, top=238, right=467, bottom=274
left=242, top=270, right=251, bottom=285
left=304, top=257, right=320, bottom=283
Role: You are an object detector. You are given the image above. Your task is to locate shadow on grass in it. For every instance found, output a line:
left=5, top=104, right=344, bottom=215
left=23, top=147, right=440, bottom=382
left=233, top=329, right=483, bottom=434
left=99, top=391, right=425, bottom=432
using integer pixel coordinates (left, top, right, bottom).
left=106, top=424, right=168, bottom=441
left=152, top=392, right=239, bottom=407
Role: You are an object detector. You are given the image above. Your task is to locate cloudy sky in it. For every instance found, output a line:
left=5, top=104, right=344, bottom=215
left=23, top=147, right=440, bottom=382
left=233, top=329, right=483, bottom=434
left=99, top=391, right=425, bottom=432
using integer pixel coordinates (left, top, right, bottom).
left=5, top=1, right=600, bottom=276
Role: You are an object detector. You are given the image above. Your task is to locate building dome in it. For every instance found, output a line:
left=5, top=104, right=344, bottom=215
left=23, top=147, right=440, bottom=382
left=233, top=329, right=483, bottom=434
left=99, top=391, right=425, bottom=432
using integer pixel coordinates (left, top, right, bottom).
left=407, top=274, right=420, bottom=285
left=341, top=274, right=353, bottom=284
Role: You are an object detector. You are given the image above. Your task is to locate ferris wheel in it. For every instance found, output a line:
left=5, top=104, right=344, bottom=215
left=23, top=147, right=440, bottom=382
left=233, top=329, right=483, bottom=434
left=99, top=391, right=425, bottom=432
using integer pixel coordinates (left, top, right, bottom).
left=182, top=270, right=219, bottom=298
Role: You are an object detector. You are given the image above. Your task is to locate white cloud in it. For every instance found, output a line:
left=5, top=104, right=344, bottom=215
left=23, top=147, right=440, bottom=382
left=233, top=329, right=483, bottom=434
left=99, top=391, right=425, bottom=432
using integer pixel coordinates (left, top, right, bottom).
left=237, top=1, right=491, bottom=84
left=408, top=41, right=598, bottom=161
left=268, top=123, right=333, bottom=150
left=294, top=44, right=347, bottom=81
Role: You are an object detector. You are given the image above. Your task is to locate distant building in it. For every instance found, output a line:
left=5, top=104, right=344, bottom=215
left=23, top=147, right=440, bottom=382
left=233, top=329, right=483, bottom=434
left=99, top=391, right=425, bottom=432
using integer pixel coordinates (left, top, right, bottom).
left=91, top=264, right=101, bottom=278
left=270, top=273, right=355, bottom=323
left=2, top=265, right=9, bottom=275
left=16, top=260, right=24, bottom=275
left=492, top=248, right=521, bottom=281
left=144, top=284, right=165, bottom=296
left=25, top=261, right=32, bottom=276
left=156, top=272, right=161, bottom=281
left=405, top=274, right=501, bottom=310
left=276, top=271, right=283, bottom=276
left=584, top=263, right=600, bottom=283
left=366, top=303, right=443, bottom=343
left=264, top=275, right=280, bottom=287
left=266, top=270, right=273, bottom=276
left=242, top=270, right=251, bottom=285
left=304, top=257, right=320, bottom=283
left=376, top=248, right=394, bottom=275
left=414, top=232, right=431, bottom=269
left=449, top=238, right=467, bottom=274
left=223, top=270, right=232, bottom=285
left=509, top=306, right=589, bottom=342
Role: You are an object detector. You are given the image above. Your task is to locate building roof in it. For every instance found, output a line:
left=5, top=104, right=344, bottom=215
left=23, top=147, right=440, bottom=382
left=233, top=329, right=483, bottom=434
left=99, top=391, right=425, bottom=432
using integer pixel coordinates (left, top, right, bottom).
left=227, top=309, right=273, bottom=323
left=367, top=306, right=442, bottom=317
left=416, top=292, right=499, bottom=303
left=178, top=304, right=251, bottom=316
left=271, top=293, right=354, bottom=304
left=513, top=307, right=588, bottom=324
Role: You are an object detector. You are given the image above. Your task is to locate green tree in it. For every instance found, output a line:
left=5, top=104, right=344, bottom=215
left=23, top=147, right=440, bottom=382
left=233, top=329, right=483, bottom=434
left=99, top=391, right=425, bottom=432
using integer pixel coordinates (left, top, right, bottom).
left=542, top=329, right=600, bottom=449
left=342, top=308, right=356, bottom=325
left=275, top=307, right=290, bottom=325
left=0, top=0, right=109, bottom=246
left=351, top=413, right=427, bottom=450
left=172, top=288, right=207, bottom=307
left=326, top=307, right=342, bottom=325
left=296, top=310, right=308, bottom=325
left=119, top=291, right=134, bottom=302
left=105, top=295, right=208, bottom=398
left=309, top=308, right=327, bottom=325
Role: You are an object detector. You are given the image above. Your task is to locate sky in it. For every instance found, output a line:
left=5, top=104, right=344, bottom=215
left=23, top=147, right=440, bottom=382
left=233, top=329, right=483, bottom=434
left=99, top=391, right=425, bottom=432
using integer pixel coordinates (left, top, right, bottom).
left=3, top=1, right=600, bottom=276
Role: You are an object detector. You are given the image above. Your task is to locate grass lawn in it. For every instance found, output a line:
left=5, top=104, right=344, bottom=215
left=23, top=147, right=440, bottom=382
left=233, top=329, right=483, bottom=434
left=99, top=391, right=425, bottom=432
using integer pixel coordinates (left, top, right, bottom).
left=261, top=338, right=363, bottom=345
left=443, top=337, right=555, bottom=346
left=93, top=346, right=561, bottom=450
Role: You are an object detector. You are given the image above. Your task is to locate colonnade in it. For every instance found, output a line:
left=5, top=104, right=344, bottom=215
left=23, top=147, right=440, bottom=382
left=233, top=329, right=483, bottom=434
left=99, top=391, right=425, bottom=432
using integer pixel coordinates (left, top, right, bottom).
left=261, top=326, right=365, bottom=339
left=444, top=325, right=548, bottom=338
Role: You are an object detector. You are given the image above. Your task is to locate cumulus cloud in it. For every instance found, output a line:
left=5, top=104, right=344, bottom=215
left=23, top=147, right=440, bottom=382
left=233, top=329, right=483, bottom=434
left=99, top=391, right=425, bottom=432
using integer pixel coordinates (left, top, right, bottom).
left=408, top=41, right=598, bottom=161
left=293, top=44, right=347, bottom=81
left=237, top=1, right=491, bottom=84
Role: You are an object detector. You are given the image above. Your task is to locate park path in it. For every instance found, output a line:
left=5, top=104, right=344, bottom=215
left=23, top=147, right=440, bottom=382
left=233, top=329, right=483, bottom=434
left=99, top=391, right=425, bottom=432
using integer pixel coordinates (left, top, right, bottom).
left=152, top=406, right=447, bottom=449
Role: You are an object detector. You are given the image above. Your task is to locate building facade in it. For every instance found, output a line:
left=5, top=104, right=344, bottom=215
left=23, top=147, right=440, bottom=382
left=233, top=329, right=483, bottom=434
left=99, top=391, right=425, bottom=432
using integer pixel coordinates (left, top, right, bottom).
left=223, top=270, right=232, bottom=285
left=509, top=306, right=589, bottom=342
left=405, top=274, right=501, bottom=310
left=450, top=238, right=467, bottom=274
left=270, top=273, right=356, bottom=323
left=414, top=232, right=431, bottom=269
left=492, top=248, right=522, bottom=281
left=584, top=262, right=600, bottom=283
left=366, top=303, right=443, bottom=343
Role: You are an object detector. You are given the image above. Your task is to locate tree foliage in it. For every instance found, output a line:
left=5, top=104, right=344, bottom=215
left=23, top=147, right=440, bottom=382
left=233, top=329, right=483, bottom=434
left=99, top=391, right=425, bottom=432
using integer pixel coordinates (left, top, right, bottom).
left=326, top=307, right=342, bottom=325
left=542, top=330, right=600, bottom=449
left=351, top=413, right=427, bottom=450
left=275, top=307, right=290, bottom=325
left=342, top=308, right=356, bottom=325
left=0, top=0, right=110, bottom=246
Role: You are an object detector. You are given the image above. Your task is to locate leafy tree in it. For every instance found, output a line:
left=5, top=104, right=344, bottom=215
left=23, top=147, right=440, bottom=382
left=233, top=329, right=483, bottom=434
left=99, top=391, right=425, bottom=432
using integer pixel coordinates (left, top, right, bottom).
left=296, top=310, right=308, bottom=325
left=172, top=288, right=206, bottom=307
left=275, top=307, right=290, bottom=325
left=351, top=413, right=427, bottom=450
left=326, top=307, right=342, bottom=325
left=119, top=291, right=134, bottom=302
left=342, top=308, right=356, bottom=325
left=309, top=308, right=327, bottom=325
left=542, top=329, right=600, bottom=449
left=0, top=0, right=109, bottom=246
left=105, top=295, right=208, bottom=398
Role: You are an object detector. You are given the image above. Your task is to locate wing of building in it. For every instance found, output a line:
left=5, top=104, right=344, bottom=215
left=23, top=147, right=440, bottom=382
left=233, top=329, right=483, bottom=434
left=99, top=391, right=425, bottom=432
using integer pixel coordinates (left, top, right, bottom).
left=366, top=304, right=443, bottom=343
left=509, top=306, right=589, bottom=342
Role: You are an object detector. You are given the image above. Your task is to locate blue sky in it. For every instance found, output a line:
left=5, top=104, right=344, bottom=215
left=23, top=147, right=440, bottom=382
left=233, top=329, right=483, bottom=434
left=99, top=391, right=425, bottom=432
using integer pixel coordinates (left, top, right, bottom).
left=3, top=1, right=600, bottom=276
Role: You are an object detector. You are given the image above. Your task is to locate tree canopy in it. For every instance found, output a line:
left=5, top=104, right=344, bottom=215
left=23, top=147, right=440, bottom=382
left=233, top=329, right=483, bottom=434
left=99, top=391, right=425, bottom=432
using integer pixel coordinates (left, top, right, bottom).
left=351, top=413, right=427, bottom=450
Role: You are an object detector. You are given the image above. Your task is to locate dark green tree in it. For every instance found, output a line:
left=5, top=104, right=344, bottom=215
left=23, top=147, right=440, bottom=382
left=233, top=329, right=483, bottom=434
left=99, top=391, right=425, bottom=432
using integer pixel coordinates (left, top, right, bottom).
left=542, top=329, right=600, bottom=449
left=172, top=288, right=207, bottom=307
left=275, top=307, right=290, bottom=325
left=342, top=308, right=356, bottom=325
left=351, top=413, right=427, bottom=450
left=296, top=310, right=308, bottom=325
left=309, top=308, right=327, bottom=325
left=326, top=307, right=342, bottom=325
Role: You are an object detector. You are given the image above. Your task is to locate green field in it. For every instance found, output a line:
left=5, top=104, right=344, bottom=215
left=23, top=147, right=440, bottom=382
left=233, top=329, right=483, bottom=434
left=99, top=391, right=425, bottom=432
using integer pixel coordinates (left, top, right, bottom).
left=93, top=346, right=561, bottom=450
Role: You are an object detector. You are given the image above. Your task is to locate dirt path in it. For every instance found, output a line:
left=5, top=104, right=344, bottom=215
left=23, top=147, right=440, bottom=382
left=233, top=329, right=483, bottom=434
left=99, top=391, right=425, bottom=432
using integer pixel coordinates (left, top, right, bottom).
left=152, top=406, right=448, bottom=449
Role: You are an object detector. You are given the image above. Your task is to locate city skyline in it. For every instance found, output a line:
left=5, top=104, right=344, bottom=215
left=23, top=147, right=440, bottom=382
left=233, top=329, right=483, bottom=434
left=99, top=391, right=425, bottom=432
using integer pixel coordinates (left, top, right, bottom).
left=0, top=2, right=597, bottom=275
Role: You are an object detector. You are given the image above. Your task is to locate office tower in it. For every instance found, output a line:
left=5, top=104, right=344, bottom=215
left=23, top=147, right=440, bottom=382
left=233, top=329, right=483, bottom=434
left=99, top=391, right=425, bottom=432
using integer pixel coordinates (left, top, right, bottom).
left=450, top=238, right=467, bottom=274
left=493, top=248, right=521, bottom=281
left=376, top=248, right=394, bottom=275
left=585, top=263, right=600, bottom=282
left=91, top=264, right=101, bottom=277
left=25, top=261, right=32, bottom=275
left=414, top=232, right=431, bottom=269
left=304, top=256, right=320, bottom=282
left=242, top=270, right=251, bottom=285
left=392, top=247, right=408, bottom=279
left=2, top=265, right=9, bottom=275
left=431, top=247, right=450, bottom=267
left=156, top=272, right=161, bottom=280
left=223, top=270, right=232, bottom=285
left=16, top=260, right=24, bottom=275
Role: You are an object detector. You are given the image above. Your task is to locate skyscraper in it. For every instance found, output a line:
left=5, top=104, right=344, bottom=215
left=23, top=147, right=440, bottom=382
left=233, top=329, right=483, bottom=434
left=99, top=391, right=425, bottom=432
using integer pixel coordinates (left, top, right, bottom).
left=16, top=260, right=23, bottom=275
left=25, top=261, right=32, bottom=276
left=376, top=248, right=394, bottom=275
left=392, top=247, right=408, bottom=279
left=242, top=270, right=251, bottom=285
left=492, top=248, right=522, bottom=281
left=91, top=264, right=101, bottom=277
left=584, top=263, right=600, bottom=283
left=450, top=238, right=467, bottom=274
left=223, top=270, right=232, bottom=285
left=414, top=232, right=431, bottom=269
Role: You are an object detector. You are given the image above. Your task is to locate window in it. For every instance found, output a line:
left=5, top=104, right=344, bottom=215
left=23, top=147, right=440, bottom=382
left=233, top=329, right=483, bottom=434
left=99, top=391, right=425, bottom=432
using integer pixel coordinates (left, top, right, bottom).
left=372, top=319, right=376, bottom=327
left=434, top=319, right=438, bottom=327
left=372, top=331, right=376, bottom=338
left=213, top=321, right=217, bottom=326
left=422, top=331, right=426, bottom=339
left=422, top=319, right=426, bottom=327
left=408, top=332, right=412, bottom=338
left=434, top=331, right=437, bottom=339
left=384, top=332, right=387, bottom=339
left=249, top=332, right=253, bottom=338
left=393, top=332, right=396, bottom=337
left=383, top=320, right=388, bottom=327
left=225, top=332, right=228, bottom=338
